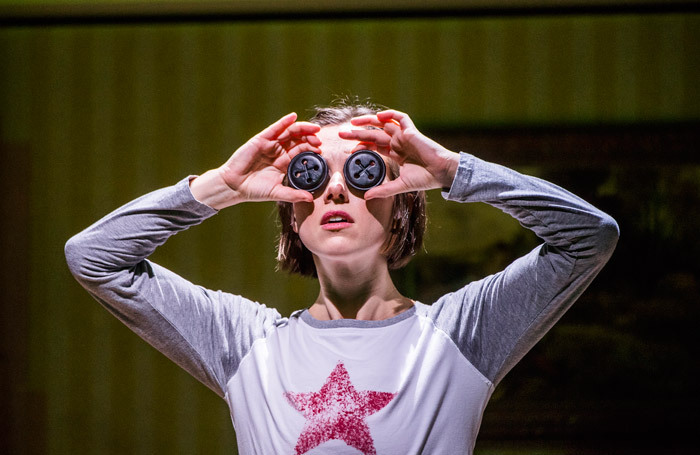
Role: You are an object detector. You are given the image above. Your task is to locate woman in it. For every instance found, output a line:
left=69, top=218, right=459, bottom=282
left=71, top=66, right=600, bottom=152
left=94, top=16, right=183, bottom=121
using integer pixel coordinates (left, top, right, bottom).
left=66, top=101, right=618, bottom=454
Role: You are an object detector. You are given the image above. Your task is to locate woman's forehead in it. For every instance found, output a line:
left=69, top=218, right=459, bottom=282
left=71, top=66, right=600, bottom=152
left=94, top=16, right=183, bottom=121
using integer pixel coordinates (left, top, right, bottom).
left=318, top=123, right=374, bottom=156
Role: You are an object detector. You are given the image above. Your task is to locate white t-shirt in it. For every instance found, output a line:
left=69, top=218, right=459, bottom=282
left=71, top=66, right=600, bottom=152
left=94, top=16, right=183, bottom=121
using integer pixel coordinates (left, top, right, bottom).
left=66, top=153, right=618, bottom=454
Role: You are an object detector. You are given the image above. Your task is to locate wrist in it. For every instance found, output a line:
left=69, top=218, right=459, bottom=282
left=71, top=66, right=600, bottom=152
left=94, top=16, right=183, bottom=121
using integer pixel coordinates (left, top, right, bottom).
left=435, top=149, right=460, bottom=191
left=189, top=168, right=242, bottom=210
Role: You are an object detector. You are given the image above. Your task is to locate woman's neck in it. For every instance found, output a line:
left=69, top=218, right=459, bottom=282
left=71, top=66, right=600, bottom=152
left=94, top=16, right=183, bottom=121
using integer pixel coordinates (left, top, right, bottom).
left=308, top=257, right=413, bottom=321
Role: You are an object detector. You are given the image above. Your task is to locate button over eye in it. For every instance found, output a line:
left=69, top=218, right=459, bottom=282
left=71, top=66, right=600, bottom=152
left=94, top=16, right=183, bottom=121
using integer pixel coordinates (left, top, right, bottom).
left=343, top=150, right=386, bottom=191
left=287, top=152, right=328, bottom=192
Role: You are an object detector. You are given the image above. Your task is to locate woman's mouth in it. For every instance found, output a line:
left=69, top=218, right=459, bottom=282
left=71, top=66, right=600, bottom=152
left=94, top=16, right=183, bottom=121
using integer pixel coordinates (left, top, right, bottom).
left=321, top=211, right=354, bottom=230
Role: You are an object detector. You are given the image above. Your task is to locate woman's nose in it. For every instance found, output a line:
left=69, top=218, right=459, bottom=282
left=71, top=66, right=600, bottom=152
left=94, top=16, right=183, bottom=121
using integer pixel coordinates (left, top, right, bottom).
left=325, top=171, right=348, bottom=202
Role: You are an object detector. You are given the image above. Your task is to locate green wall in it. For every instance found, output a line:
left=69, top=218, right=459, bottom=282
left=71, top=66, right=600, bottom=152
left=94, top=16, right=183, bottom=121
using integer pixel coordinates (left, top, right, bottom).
left=1, top=12, right=698, bottom=454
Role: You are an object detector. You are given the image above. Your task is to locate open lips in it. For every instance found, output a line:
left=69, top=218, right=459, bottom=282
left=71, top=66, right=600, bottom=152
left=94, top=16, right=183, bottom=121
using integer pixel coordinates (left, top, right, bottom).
left=321, top=211, right=355, bottom=230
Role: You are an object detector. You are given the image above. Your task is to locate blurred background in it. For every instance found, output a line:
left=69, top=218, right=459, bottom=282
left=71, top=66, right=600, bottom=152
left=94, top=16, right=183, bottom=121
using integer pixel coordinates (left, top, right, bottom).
left=1, top=1, right=699, bottom=454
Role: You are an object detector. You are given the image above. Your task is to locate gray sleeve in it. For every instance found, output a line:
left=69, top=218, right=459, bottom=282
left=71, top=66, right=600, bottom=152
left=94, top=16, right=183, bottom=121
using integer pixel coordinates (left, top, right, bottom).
left=427, top=153, right=619, bottom=385
left=64, top=178, right=282, bottom=398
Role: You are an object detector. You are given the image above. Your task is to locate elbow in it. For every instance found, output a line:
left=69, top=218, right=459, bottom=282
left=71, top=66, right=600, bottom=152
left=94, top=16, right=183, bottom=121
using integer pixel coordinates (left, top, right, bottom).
left=566, top=213, right=619, bottom=265
left=64, top=232, right=91, bottom=280
left=595, top=213, right=620, bottom=260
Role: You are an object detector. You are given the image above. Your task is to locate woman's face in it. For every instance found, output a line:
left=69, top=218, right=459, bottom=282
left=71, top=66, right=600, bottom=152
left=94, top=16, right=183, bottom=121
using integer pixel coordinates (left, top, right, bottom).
left=292, top=123, right=394, bottom=266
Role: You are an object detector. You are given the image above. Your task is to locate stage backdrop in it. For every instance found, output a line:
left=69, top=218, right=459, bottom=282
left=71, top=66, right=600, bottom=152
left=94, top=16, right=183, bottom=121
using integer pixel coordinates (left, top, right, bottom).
left=1, top=10, right=698, bottom=455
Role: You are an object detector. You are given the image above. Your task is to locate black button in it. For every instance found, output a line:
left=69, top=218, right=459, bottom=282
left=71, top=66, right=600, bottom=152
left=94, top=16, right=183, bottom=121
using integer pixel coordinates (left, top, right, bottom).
left=343, top=150, right=386, bottom=191
left=287, top=152, right=328, bottom=192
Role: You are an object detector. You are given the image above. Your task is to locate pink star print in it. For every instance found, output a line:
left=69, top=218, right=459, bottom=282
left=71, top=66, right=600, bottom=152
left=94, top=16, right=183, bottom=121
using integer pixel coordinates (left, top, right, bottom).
left=284, top=362, right=395, bottom=455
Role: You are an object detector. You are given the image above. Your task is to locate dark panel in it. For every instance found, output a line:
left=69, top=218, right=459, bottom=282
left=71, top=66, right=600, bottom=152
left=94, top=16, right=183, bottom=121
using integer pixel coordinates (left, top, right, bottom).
left=0, top=142, right=46, bottom=454
left=428, top=122, right=700, bottom=167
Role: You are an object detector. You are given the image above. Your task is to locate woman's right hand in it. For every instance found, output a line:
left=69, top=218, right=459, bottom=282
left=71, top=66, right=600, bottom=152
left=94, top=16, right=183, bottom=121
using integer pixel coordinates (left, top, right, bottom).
left=191, top=113, right=322, bottom=209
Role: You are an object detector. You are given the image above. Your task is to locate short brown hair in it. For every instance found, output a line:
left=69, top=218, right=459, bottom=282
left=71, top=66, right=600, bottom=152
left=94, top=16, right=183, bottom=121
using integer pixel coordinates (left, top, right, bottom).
left=276, top=99, right=427, bottom=277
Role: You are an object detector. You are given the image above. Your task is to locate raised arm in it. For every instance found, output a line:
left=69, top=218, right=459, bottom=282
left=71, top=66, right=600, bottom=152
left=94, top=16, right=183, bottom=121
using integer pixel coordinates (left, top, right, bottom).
left=343, top=110, right=619, bottom=385
left=65, top=114, right=323, bottom=396
left=437, top=152, right=619, bottom=385
left=190, top=112, right=321, bottom=208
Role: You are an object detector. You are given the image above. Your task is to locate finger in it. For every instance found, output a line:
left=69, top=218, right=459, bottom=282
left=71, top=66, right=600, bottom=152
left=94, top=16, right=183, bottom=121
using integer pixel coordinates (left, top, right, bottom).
left=381, top=119, right=401, bottom=136
left=279, top=133, right=322, bottom=149
left=277, top=122, right=322, bottom=143
left=350, top=114, right=384, bottom=127
left=273, top=185, right=314, bottom=203
left=364, top=178, right=408, bottom=200
left=297, top=132, right=322, bottom=147
left=338, top=129, right=391, bottom=147
left=290, top=121, right=322, bottom=135
left=307, top=135, right=322, bottom=147
left=351, top=114, right=402, bottom=138
left=286, top=143, right=322, bottom=159
left=376, top=110, right=415, bottom=130
left=258, top=113, right=298, bottom=140
left=277, top=135, right=321, bottom=149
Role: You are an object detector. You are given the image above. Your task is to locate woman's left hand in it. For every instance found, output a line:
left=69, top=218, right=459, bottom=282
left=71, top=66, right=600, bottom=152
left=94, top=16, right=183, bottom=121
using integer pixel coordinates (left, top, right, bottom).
left=339, top=110, right=460, bottom=199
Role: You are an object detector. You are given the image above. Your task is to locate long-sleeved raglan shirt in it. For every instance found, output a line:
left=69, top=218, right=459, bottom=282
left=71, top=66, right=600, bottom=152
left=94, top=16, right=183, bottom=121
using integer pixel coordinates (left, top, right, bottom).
left=65, top=152, right=619, bottom=455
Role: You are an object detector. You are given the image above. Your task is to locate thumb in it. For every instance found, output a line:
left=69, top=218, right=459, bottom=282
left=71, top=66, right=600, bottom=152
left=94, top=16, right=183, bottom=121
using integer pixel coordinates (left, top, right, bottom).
left=364, top=179, right=408, bottom=200
left=273, top=186, right=313, bottom=203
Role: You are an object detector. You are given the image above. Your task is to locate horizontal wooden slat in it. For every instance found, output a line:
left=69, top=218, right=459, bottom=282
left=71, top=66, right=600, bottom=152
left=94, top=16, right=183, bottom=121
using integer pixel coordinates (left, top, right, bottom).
left=1, top=0, right=698, bottom=25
